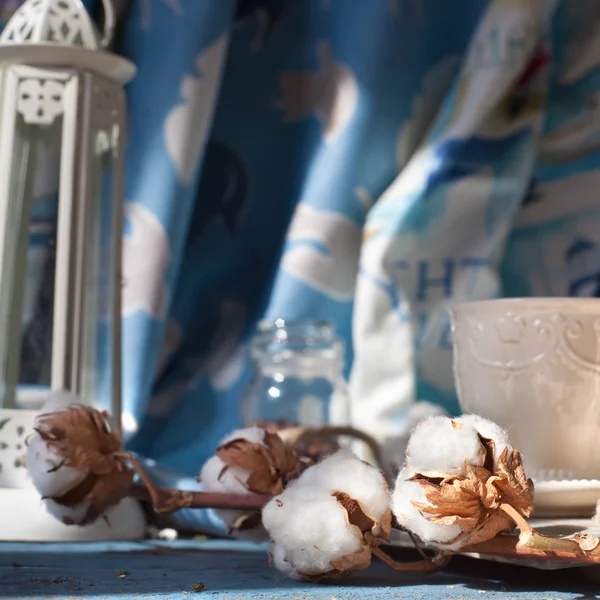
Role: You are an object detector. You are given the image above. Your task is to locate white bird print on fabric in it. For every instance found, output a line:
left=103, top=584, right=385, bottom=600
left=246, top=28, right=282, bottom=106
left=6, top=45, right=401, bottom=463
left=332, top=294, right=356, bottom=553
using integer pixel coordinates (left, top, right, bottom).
left=275, top=41, right=358, bottom=143
left=164, top=34, right=229, bottom=184
left=122, top=203, right=171, bottom=319
left=281, top=204, right=362, bottom=301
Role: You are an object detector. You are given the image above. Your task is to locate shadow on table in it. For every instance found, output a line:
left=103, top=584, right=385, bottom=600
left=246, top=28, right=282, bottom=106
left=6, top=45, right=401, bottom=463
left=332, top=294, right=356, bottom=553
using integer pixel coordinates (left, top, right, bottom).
left=0, top=544, right=599, bottom=599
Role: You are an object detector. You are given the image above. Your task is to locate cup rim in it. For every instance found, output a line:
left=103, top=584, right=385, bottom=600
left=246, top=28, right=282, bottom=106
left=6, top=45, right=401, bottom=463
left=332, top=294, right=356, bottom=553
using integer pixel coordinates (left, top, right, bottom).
left=449, top=297, right=600, bottom=315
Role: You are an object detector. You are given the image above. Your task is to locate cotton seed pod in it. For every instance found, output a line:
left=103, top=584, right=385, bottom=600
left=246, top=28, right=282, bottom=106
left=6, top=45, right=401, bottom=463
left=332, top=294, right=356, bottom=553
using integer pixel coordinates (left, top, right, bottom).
left=26, top=403, right=133, bottom=526
left=199, top=426, right=305, bottom=539
left=393, top=416, right=533, bottom=551
left=262, top=451, right=392, bottom=581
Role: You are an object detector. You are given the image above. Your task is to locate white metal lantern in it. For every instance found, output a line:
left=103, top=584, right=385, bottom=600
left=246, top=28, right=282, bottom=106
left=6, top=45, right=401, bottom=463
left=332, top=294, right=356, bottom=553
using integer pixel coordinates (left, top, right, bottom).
left=0, top=0, right=145, bottom=541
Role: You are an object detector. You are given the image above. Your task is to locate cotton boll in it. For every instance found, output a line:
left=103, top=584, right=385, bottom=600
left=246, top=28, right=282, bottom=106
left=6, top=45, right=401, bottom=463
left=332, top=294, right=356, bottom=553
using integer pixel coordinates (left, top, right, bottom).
left=381, top=402, right=449, bottom=477
left=262, top=451, right=390, bottom=578
left=263, top=486, right=364, bottom=575
left=198, top=427, right=268, bottom=540
left=199, top=456, right=260, bottom=538
left=44, top=499, right=93, bottom=526
left=455, top=414, right=512, bottom=467
left=290, top=451, right=389, bottom=525
left=406, top=416, right=483, bottom=475
left=200, top=454, right=249, bottom=496
left=392, top=467, right=462, bottom=550
left=199, top=426, right=269, bottom=495
left=26, top=432, right=85, bottom=498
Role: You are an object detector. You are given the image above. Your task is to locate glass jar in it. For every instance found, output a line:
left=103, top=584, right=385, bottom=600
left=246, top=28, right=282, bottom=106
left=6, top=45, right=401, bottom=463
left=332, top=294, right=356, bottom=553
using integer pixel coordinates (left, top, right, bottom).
left=242, top=319, right=350, bottom=427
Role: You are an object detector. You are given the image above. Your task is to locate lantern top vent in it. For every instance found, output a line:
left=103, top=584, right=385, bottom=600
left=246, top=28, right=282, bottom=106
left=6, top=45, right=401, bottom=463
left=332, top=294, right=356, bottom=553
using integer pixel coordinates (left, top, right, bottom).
left=0, top=0, right=102, bottom=50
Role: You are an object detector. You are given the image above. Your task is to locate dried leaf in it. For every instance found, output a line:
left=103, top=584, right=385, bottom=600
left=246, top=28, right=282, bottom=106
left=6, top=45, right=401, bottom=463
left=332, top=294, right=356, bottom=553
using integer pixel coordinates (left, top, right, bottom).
left=332, top=491, right=376, bottom=535
left=410, top=437, right=532, bottom=547
left=300, top=544, right=373, bottom=583
left=378, top=508, right=392, bottom=542
left=490, top=448, right=534, bottom=518
left=216, top=439, right=273, bottom=476
left=264, top=432, right=302, bottom=483
left=216, top=439, right=275, bottom=494
left=329, top=543, right=372, bottom=574
left=459, top=510, right=514, bottom=547
left=410, top=466, right=499, bottom=534
left=573, top=532, right=600, bottom=552
left=33, top=404, right=133, bottom=524
left=51, top=467, right=134, bottom=525
left=479, top=435, right=496, bottom=473
left=215, top=431, right=302, bottom=496
left=36, top=405, right=124, bottom=475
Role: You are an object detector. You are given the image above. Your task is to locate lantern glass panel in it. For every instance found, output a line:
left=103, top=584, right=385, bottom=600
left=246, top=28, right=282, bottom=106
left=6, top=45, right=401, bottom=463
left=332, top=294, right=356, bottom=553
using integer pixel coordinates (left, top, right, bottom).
left=20, top=130, right=61, bottom=396
left=0, top=66, right=70, bottom=410
left=81, top=125, right=118, bottom=410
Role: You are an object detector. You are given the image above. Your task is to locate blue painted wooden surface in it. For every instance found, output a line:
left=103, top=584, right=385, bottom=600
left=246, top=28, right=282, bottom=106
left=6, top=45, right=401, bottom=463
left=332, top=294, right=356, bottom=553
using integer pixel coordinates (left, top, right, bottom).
left=1, top=540, right=599, bottom=599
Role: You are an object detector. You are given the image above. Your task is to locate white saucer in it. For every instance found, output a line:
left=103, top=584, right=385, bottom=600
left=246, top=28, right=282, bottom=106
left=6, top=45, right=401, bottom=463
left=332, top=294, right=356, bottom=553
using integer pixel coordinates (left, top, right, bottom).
left=532, top=479, right=600, bottom=518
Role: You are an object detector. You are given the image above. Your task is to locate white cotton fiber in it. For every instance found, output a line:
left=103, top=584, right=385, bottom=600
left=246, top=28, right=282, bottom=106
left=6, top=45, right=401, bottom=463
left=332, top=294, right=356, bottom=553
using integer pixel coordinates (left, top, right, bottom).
left=391, top=467, right=463, bottom=550
left=291, top=450, right=389, bottom=525
left=381, top=402, right=449, bottom=477
left=200, top=453, right=250, bottom=496
left=455, top=414, right=512, bottom=468
left=269, top=542, right=302, bottom=580
left=262, top=450, right=390, bottom=578
left=199, top=426, right=267, bottom=496
left=263, top=487, right=364, bottom=575
left=26, top=432, right=85, bottom=498
left=405, top=415, right=484, bottom=475
left=44, top=499, right=92, bottom=526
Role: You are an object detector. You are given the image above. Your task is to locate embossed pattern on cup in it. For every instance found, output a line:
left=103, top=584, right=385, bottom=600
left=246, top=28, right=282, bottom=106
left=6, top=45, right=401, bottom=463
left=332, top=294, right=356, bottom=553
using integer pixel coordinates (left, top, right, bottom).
left=0, top=409, right=37, bottom=488
left=450, top=298, right=600, bottom=482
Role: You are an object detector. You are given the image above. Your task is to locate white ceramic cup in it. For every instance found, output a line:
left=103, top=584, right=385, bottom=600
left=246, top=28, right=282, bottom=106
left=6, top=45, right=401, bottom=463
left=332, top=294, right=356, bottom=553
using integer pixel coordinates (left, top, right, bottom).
left=450, top=298, right=600, bottom=483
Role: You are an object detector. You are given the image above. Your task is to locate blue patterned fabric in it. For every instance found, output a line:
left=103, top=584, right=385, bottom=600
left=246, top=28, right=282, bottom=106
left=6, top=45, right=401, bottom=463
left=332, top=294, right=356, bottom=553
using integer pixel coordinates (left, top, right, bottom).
left=116, top=0, right=487, bottom=471
left=7, top=1, right=600, bottom=484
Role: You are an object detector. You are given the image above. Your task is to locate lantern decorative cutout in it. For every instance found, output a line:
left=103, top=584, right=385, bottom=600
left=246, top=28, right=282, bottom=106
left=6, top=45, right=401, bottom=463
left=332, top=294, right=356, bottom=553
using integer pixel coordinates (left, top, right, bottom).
left=0, top=0, right=146, bottom=541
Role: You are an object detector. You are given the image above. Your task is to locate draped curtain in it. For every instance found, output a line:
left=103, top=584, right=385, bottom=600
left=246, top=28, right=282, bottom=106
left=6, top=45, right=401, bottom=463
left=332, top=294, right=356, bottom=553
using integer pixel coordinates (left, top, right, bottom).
left=6, top=0, right=600, bottom=477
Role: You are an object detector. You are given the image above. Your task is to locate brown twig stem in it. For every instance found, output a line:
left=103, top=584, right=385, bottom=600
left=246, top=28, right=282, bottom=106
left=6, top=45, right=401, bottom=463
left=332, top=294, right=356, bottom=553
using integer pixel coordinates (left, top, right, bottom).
left=370, top=543, right=451, bottom=573
left=462, top=532, right=600, bottom=565
left=496, top=502, right=600, bottom=561
left=122, top=453, right=270, bottom=514
left=130, top=484, right=270, bottom=512
left=406, top=531, right=431, bottom=561
left=499, top=503, right=534, bottom=534
left=278, top=426, right=383, bottom=468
